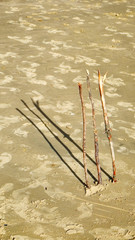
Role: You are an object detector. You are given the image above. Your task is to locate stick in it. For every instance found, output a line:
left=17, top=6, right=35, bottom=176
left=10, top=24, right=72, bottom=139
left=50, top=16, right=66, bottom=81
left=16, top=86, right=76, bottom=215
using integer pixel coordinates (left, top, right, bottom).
left=53, top=191, right=130, bottom=213
left=98, top=70, right=116, bottom=182
left=86, top=70, right=102, bottom=184
left=78, top=83, right=90, bottom=188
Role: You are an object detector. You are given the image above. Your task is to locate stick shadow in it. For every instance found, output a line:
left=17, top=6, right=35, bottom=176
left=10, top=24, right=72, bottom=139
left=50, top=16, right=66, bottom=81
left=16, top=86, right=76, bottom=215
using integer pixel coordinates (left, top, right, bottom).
left=16, top=107, right=87, bottom=187
left=16, top=98, right=113, bottom=188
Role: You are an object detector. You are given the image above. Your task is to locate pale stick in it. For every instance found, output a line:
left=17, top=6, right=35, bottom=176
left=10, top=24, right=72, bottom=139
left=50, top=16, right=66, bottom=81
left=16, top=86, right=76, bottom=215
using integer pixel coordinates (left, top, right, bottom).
left=86, top=70, right=102, bottom=184
left=98, top=71, right=116, bottom=182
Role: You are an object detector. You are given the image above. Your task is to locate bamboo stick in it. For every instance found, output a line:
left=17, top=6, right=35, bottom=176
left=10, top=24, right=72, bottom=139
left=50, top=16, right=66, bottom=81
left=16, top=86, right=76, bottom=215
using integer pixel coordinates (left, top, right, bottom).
left=86, top=70, right=102, bottom=184
left=78, top=83, right=90, bottom=188
left=98, top=70, right=116, bottom=182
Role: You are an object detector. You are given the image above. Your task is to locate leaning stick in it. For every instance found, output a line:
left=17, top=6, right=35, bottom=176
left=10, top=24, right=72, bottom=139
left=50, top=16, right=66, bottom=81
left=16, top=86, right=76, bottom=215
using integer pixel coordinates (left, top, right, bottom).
left=98, top=71, right=116, bottom=182
left=78, top=83, right=90, bottom=188
left=86, top=70, right=102, bottom=184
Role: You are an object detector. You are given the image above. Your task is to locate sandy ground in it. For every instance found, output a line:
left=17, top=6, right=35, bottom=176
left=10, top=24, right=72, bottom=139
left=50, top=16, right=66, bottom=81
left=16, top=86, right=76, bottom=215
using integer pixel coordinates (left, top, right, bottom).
left=0, top=0, right=135, bottom=239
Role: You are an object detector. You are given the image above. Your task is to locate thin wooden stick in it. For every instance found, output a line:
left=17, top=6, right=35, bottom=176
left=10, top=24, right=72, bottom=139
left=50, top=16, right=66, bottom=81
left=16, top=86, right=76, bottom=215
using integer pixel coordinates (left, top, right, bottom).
left=98, top=70, right=116, bottom=182
left=86, top=70, right=102, bottom=184
left=54, top=191, right=130, bottom=213
left=78, top=83, right=90, bottom=188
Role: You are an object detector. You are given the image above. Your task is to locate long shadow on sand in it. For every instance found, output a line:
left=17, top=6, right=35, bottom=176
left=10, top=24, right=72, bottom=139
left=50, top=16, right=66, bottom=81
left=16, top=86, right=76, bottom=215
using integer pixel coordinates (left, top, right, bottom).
left=16, top=99, right=113, bottom=188
left=16, top=106, right=87, bottom=187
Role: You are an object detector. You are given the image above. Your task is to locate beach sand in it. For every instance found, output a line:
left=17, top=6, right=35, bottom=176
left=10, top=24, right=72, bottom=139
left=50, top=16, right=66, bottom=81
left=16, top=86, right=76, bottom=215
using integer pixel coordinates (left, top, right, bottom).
left=0, top=0, right=135, bottom=239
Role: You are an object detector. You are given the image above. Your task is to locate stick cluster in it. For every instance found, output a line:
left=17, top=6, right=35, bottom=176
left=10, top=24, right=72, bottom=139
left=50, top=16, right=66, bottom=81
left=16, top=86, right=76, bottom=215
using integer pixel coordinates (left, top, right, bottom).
left=78, top=70, right=116, bottom=188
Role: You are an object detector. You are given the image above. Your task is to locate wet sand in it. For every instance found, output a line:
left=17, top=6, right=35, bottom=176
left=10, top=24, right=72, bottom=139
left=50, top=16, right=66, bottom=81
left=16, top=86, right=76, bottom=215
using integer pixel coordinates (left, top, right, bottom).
left=0, top=0, right=135, bottom=239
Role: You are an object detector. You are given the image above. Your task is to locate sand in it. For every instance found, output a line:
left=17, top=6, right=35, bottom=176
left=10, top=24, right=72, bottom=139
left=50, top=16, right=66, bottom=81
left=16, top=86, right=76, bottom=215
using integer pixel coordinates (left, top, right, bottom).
left=0, top=0, right=135, bottom=239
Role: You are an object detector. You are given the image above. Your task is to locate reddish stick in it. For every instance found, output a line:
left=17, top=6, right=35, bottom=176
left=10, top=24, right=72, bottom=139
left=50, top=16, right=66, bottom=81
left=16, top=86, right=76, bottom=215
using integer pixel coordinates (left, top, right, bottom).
left=98, top=71, right=116, bottom=182
left=86, top=70, right=102, bottom=184
left=78, top=83, right=90, bottom=188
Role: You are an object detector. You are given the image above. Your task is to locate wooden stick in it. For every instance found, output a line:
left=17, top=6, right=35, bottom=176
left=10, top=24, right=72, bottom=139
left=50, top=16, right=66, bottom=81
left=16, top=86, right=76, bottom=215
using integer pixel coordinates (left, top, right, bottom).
left=78, top=83, right=90, bottom=188
left=86, top=70, right=102, bottom=184
left=55, top=191, right=129, bottom=212
left=98, top=70, right=116, bottom=182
